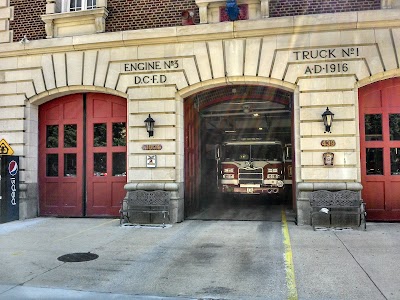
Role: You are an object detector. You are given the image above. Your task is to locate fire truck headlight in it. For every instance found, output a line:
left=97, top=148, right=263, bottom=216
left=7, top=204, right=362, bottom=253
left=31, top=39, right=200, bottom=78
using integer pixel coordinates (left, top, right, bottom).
left=277, top=180, right=284, bottom=188
left=223, top=174, right=234, bottom=179
left=224, top=168, right=234, bottom=173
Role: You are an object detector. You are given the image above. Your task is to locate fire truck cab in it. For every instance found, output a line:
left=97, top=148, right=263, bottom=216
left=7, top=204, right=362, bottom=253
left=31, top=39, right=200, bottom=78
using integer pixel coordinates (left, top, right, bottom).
left=215, top=141, right=286, bottom=197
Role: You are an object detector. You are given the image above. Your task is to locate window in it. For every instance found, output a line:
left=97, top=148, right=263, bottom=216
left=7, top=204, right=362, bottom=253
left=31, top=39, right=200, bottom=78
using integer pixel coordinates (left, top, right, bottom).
left=43, top=0, right=107, bottom=38
left=60, top=0, right=96, bottom=13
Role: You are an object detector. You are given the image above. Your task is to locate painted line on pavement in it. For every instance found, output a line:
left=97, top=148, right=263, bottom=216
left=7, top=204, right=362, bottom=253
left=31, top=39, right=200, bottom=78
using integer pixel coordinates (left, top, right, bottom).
left=54, top=219, right=118, bottom=242
left=281, top=209, right=298, bottom=300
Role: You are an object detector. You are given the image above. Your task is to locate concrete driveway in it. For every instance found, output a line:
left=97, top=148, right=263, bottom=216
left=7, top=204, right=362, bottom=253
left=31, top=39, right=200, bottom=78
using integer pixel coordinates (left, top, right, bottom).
left=0, top=215, right=399, bottom=299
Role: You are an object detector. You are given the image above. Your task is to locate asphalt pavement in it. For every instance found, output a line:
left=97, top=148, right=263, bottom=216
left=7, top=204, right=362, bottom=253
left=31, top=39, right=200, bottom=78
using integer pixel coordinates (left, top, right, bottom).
left=0, top=214, right=399, bottom=300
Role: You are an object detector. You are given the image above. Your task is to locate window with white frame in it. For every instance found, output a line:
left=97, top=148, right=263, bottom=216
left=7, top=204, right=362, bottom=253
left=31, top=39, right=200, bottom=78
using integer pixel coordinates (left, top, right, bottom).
left=59, top=0, right=96, bottom=12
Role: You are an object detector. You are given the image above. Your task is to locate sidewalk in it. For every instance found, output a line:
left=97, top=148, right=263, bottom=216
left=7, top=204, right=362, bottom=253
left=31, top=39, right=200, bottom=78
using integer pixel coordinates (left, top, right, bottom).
left=0, top=217, right=399, bottom=299
left=289, top=222, right=400, bottom=300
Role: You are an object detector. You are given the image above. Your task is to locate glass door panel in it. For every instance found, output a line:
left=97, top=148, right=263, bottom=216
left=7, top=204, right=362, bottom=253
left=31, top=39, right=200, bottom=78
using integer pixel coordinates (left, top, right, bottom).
left=46, top=125, right=58, bottom=148
left=389, top=114, right=400, bottom=140
left=64, top=124, right=77, bottom=148
left=112, top=152, right=126, bottom=176
left=365, top=114, right=383, bottom=141
left=94, top=153, right=107, bottom=176
left=94, top=123, right=107, bottom=147
left=391, top=148, right=400, bottom=175
left=46, top=154, right=58, bottom=177
left=366, top=148, right=383, bottom=175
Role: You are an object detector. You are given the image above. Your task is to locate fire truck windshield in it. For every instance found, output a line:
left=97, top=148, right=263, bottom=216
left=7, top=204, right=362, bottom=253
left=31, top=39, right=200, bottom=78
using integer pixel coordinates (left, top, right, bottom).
left=224, top=145, right=250, bottom=161
left=223, top=144, right=282, bottom=161
left=252, top=144, right=282, bottom=161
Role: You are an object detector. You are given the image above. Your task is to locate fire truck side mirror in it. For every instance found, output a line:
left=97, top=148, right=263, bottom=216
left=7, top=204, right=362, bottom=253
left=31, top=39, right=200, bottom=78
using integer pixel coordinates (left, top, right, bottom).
left=215, top=145, right=221, bottom=160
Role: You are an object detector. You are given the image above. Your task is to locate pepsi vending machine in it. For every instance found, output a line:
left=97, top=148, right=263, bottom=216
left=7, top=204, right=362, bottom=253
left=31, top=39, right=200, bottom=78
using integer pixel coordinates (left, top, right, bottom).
left=0, top=156, right=19, bottom=223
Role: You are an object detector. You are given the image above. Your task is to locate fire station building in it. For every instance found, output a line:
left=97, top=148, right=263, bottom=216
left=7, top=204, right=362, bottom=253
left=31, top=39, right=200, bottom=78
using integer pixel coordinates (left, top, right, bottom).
left=1, top=0, right=400, bottom=225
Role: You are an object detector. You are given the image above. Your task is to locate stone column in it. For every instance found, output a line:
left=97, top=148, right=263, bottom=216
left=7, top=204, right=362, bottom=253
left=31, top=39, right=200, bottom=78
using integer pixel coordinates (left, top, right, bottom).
left=261, top=0, right=269, bottom=18
left=46, top=0, right=56, bottom=14
left=43, top=19, right=54, bottom=38
left=97, top=0, right=107, bottom=8
left=0, top=0, right=13, bottom=43
left=197, top=2, right=209, bottom=24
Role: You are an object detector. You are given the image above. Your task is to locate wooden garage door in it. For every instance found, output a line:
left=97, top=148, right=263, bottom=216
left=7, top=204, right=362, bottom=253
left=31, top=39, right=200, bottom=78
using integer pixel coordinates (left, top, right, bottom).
left=359, top=78, right=400, bottom=221
left=184, top=97, right=200, bottom=217
left=39, top=93, right=127, bottom=217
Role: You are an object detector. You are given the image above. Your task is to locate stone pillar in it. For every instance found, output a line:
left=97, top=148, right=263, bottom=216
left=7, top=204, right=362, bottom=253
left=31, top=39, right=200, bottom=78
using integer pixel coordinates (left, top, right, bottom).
left=381, top=0, right=400, bottom=8
left=43, top=19, right=54, bottom=39
left=95, top=16, right=105, bottom=32
left=46, top=0, right=56, bottom=14
left=197, top=3, right=209, bottom=24
left=260, top=0, right=269, bottom=18
left=0, top=0, right=13, bottom=43
left=381, top=0, right=392, bottom=8
left=97, top=0, right=107, bottom=8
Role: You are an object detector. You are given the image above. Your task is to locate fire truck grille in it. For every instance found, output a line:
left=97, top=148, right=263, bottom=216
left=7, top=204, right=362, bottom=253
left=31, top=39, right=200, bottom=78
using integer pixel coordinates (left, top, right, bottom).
left=238, top=168, right=263, bottom=184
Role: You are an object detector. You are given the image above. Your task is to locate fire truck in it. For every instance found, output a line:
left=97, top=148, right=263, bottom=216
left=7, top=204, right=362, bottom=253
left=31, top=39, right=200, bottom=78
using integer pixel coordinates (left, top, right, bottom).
left=215, top=141, right=286, bottom=197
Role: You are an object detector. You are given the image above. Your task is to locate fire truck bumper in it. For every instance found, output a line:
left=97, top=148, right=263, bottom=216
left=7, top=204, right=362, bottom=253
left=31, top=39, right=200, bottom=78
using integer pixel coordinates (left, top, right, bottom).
left=221, top=185, right=283, bottom=194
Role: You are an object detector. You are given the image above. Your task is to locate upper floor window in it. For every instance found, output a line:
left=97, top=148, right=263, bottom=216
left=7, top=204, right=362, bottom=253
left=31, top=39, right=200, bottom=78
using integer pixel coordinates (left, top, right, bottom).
left=59, top=0, right=96, bottom=13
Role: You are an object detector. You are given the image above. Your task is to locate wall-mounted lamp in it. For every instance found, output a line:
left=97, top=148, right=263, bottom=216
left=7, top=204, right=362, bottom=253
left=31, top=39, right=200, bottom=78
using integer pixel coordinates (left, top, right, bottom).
left=322, top=107, right=334, bottom=133
left=144, top=114, right=155, bottom=137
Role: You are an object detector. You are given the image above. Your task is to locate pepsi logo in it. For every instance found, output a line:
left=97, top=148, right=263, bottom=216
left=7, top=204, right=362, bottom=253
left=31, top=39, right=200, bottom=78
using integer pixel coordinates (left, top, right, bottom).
left=8, top=160, right=18, bottom=176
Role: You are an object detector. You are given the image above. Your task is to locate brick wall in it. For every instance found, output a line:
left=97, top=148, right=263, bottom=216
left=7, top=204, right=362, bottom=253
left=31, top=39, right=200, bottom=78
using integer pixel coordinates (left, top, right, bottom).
left=269, top=0, right=381, bottom=17
left=105, top=0, right=199, bottom=32
left=10, top=0, right=47, bottom=42
left=9, top=0, right=381, bottom=42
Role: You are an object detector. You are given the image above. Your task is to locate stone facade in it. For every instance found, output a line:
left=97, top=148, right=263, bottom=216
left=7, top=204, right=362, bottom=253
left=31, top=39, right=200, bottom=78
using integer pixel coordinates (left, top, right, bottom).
left=1, top=1, right=400, bottom=224
left=0, top=0, right=14, bottom=43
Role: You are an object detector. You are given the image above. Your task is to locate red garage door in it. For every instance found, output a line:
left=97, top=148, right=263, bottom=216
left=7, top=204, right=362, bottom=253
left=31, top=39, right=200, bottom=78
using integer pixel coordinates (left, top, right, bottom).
left=359, top=78, right=400, bottom=221
left=39, top=93, right=127, bottom=217
left=184, top=97, right=200, bottom=217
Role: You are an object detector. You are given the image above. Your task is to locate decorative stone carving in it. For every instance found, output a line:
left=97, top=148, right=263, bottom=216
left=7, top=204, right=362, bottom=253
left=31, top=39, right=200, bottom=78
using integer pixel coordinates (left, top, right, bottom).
left=260, top=0, right=269, bottom=17
left=46, top=0, right=56, bottom=14
left=44, top=19, right=54, bottom=38
left=382, top=0, right=400, bottom=8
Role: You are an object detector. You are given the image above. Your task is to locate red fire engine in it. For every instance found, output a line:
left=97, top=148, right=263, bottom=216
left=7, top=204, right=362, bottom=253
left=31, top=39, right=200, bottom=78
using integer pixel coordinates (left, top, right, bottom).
left=215, top=141, right=287, bottom=196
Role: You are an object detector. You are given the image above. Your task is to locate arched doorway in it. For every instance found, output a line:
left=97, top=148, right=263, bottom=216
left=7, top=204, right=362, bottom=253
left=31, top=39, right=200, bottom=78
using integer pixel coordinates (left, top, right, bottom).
left=359, top=78, right=400, bottom=221
left=184, top=85, right=294, bottom=219
left=39, top=93, right=127, bottom=217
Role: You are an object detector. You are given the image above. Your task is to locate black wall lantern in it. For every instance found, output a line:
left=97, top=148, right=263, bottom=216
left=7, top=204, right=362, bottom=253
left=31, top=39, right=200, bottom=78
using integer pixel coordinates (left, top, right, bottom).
left=322, top=107, right=334, bottom=133
left=144, top=114, right=155, bottom=137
